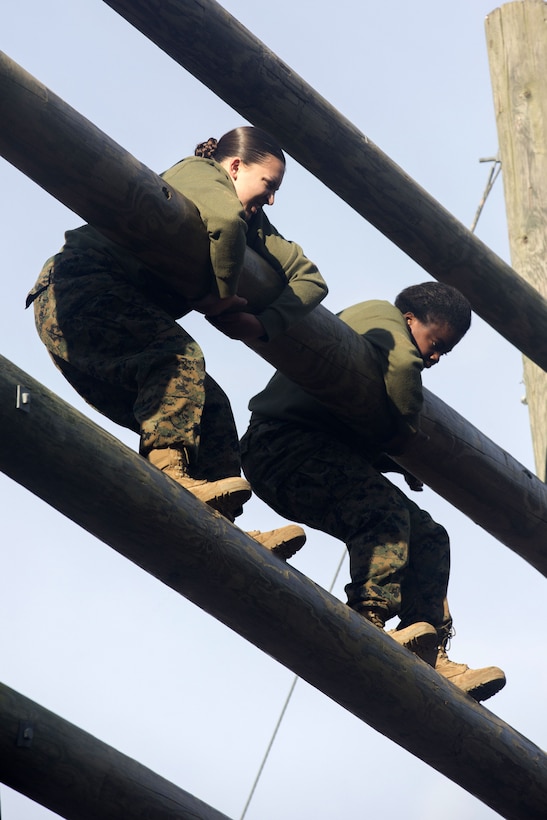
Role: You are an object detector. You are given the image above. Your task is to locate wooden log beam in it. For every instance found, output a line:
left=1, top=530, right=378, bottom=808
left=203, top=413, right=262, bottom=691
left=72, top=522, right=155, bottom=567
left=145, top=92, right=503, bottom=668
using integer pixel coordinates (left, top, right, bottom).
left=101, top=0, right=547, bottom=374
left=0, top=684, right=233, bottom=820
left=247, top=310, right=547, bottom=578
left=0, top=49, right=281, bottom=311
left=486, top=1, right=547, bottom=479
left=0, top=356, right=546, bottom=820
left=0, top=53, right=204, bottom=299
left=1, top=50, right=546, bottom=574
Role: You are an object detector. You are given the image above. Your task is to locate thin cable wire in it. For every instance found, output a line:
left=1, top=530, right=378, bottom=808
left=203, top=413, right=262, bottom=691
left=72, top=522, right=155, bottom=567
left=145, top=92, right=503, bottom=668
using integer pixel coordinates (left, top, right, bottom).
left=239, top=547, right=348, bottom=820
left=470, top=156, right=502, bottom=233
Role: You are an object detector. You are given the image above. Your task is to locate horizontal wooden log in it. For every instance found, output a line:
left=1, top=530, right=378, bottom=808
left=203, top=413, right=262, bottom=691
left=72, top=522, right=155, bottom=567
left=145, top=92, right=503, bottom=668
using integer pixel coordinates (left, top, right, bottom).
left=0, top=355, right=546, bottom=820
left=1, top=49, right=546, bottom=574
left=102, top=0, right=547, bottom=374
left=0, top=683, right=232, bottom=820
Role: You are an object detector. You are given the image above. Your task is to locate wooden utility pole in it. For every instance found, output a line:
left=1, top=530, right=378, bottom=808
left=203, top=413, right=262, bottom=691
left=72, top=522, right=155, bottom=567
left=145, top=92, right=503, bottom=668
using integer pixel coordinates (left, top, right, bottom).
left=486, top=0, right=547, bottom=479
left=1, top=357, right=546, bottom=820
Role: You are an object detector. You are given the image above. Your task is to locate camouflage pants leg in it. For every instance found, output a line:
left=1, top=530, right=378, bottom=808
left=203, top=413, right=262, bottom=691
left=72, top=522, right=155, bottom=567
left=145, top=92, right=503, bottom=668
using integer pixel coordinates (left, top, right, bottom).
left=31, top=250, right=240, bottom=477
left=241, top=422, right=451, bottom=629
left=190, top=375, right=242, bottom=481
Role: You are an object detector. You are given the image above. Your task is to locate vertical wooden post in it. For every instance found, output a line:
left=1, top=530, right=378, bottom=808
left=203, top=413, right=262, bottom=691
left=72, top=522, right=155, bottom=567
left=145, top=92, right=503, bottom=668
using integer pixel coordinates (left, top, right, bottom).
left=486, top=0, right=547, bottom=479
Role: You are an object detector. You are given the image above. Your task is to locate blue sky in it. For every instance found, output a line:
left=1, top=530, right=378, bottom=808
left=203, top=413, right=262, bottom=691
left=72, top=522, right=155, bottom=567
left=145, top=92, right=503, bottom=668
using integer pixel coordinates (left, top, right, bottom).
left=1, top=1, right=545, bottom=818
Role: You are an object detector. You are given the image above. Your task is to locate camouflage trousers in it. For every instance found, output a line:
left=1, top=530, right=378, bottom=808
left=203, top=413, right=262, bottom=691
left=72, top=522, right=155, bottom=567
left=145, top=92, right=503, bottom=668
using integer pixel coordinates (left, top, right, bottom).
left=28, top=249, right=241, bottom=479
left=241, top=421, right=452, bottom=631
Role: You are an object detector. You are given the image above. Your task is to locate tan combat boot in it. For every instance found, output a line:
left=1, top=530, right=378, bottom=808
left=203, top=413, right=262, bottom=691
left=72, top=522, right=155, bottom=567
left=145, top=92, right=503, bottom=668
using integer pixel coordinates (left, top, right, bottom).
left=434, top=645, right=506, bottom=702
left=246, top=525, right=306, bottom=559
left=357, top=608, right=439, bottom=657
left=147, top=446, right=251, bottom=513
left=387, top=622, right=439, bottom=659
left=148, top=448, right=306, bottom=559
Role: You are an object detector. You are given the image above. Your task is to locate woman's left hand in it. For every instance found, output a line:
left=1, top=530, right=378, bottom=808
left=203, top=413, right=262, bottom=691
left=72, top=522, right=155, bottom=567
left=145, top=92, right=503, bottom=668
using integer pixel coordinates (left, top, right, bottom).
left=206, top=311, right=266, bottom=341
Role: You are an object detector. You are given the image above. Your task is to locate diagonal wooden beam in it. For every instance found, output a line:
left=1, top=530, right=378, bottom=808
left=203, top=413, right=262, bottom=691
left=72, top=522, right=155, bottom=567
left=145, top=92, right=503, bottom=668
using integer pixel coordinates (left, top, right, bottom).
left=0, top=49, right=285, bottom=312
left=1, top=49, right=546, bottom=575
left=101, top=0, right=547, bottom=374
left=0, top=355, right=546, bottom=820
left=247, top=312, right=547, bottom=578
left=0, top=683, right=233, bottom=820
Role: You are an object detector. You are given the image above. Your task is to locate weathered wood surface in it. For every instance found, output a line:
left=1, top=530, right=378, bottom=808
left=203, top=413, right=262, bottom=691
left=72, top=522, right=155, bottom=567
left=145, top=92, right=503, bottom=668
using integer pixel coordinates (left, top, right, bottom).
left=1, top=49, right=546, bottom=574
left=0, top=52, right=207, bottom=298
left=0, top=50, right=287, bottom=312
left=486, top=0, right=547, bottom=479
left=0, top=682, right=233, bottom=820
left=1, top=357, right=547, bottom=820
left=248, top=309, right=547, bottom=577
left=102, top=0, right=547, bottom=374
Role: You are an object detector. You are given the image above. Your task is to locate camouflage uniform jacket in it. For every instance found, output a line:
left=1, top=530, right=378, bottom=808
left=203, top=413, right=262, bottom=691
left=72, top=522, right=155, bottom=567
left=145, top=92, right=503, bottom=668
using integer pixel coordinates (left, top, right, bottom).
left=27, top=157, right=327, bottom=341
left=247, top=300, right=425, bottom=456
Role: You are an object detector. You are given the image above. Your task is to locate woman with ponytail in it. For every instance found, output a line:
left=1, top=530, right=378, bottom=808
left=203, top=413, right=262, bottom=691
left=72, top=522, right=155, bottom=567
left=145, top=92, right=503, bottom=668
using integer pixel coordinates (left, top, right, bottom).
left=26, top=126, right=328, bottom=556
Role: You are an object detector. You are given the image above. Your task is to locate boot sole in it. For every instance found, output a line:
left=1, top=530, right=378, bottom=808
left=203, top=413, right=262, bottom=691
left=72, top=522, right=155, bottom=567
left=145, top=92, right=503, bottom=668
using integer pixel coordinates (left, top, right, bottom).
left=270, top=534, right=306, bottom=560
left=205, top=487, right=252, bottom=513
left=249, top=526, right=307, bottom=560
left=463, top=671, right=507, bottom=702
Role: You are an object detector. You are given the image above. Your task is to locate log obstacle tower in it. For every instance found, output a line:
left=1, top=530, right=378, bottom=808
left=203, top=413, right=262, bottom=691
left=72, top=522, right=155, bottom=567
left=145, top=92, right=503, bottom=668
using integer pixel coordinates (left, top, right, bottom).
left=0, top=0, right=546, bottom=817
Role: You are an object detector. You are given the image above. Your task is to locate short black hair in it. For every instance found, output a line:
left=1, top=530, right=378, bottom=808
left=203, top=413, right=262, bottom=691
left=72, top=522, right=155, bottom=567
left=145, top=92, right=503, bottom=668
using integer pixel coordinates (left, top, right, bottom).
left=395, top=282, right=471, bottom=337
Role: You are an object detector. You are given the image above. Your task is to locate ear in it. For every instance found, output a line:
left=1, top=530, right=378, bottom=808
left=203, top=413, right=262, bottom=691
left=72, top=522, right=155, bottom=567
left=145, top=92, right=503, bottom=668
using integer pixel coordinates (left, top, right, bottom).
left=403, top=311, right=415, bottom=325
left=227, top=157, right=241, bottom=179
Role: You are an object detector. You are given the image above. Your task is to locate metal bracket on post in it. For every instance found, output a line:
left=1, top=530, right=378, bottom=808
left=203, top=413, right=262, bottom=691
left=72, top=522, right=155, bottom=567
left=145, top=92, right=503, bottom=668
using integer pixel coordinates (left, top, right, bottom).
left=16, top=384, right=31, bottom=412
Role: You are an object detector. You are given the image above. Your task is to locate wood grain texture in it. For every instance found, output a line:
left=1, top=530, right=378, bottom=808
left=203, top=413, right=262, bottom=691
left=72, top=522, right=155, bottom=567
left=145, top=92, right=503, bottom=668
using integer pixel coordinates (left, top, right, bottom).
left=102, top=0, right=547, bottom=373
left=486, top=1, right=547, bottom=479
left=1, top=356, right=546, bottom=819
left=0, top=50, right=209, bottom=298
left=248, top=308, right=547, bottom=577
left=0, top=50, right=545, bottom=567
left=0, top=50, right=285, bottom=313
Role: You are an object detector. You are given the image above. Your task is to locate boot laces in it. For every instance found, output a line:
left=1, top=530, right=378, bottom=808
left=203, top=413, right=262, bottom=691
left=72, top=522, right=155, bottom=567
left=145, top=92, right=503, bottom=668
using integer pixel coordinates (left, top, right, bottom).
left=440, top=626, right=456, bottom=652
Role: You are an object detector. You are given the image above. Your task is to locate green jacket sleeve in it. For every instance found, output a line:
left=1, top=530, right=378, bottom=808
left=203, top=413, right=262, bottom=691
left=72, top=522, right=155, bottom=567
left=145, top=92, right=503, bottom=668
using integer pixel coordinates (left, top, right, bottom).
left=248, top=212, right=328, bottom=340
left=161, top=157, right=247, bottom=298
left=339, top=301, right=424, bottom=438
left=382, top=324, right=424, bottom=437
